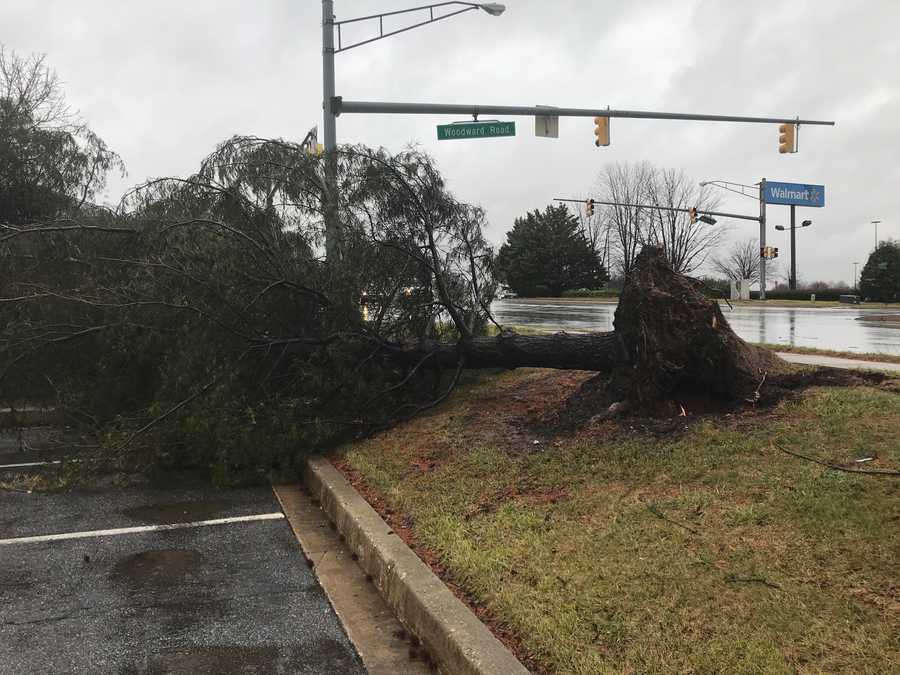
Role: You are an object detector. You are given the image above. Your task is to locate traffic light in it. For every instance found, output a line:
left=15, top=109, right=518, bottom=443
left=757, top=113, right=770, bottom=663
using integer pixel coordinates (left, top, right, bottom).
left=689, top=207, right=697, bottom=224
left=593, top=116, right=610, bottom=147
left=585, top=198, right=595, bottom=217
left=760, top=246, right=780, bottom=259
left=778, top=123, right=797, bottom=153
left=772, top=246, right=779, bottom=258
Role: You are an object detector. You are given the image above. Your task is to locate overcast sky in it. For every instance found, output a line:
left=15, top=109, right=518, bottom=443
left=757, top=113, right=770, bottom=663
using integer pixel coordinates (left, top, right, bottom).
left=3, top=0, right=899, bottom=285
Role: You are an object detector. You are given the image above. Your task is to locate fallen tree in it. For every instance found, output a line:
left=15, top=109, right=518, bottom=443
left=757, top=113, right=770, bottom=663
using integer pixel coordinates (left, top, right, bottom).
left=386, top=244, right=786, bottom=420
left=0, top=138, right=854, bottom=481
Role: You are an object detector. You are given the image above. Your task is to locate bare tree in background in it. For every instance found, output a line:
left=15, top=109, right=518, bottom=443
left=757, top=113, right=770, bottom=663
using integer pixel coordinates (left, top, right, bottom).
left=0, top=47, right=69, bottom=127
left=594, top=162, right=654, bottom=277
left=714, top=242, right=788, bottom=291
left=594, top=162, right=723, bottom=278
left=712, top=238, right=762, bottom=286
left=644, top=168, right=723, bottom=274
left=0, top=47, right=124, bottom=223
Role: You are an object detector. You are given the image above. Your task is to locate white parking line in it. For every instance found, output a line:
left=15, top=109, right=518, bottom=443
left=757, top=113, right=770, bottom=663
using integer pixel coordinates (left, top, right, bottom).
left=0, top=512, right=285, bottom=546
left=0, top=460, right=63, bottom=469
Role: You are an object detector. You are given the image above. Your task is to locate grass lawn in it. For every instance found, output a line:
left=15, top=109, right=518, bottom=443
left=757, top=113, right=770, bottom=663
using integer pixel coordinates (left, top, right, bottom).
left=335, top=369, right=900, bottom=674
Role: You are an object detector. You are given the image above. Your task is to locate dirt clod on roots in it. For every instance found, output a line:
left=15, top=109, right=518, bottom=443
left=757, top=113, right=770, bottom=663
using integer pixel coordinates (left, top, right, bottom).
left=605, top=247, right=787, bottom=414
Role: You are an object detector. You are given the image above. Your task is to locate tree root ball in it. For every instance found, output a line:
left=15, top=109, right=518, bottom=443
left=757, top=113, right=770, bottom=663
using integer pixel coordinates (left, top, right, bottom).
left=612, top=246, right=786, bottom=407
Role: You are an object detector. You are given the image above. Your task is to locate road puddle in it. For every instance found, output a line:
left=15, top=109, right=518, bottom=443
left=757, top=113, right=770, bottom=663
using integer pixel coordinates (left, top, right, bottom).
left=112, top=549, right=204, bottom=588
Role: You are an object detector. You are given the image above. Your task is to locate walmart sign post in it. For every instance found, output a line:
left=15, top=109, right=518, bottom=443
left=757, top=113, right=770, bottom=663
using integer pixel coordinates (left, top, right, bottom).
left=763, top=181, right=825, bottom=207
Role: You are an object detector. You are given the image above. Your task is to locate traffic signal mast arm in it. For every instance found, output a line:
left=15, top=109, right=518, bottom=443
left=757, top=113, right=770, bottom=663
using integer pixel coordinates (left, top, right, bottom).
left=333, top=98, right=834, bottom=127
left=555, top=198, right=761, bottom=223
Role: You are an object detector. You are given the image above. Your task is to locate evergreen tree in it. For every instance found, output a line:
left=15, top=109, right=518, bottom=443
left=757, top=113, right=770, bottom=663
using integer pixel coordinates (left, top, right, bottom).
left=495, top=204, right=607, bottom=296
left=859, top=241, right=900, bottom=302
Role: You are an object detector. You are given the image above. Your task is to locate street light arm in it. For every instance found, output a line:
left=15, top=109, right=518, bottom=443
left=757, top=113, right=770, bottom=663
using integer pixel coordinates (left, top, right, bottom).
left=699, top=180, right=759, bottom=200
left=333, top=2, right=500, bottom=53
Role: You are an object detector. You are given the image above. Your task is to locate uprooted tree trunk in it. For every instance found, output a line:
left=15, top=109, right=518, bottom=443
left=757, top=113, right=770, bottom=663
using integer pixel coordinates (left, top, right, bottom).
left=393, top=246, right=786, bottom=411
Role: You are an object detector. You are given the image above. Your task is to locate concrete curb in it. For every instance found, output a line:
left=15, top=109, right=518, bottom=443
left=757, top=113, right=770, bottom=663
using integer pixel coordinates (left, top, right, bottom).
left=303, top=455, right=530, bottom=675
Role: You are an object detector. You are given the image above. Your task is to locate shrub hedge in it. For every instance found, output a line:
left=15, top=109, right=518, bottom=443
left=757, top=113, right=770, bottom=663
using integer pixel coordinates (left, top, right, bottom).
left=749, top=288, right=852, bottom=301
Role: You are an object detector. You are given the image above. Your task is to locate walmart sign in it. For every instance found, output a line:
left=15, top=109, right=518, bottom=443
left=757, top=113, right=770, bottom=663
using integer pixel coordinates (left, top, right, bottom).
left=763, top=181, right=825, bottom=207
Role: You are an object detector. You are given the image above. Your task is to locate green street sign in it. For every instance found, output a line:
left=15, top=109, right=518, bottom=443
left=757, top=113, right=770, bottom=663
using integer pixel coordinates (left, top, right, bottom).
left=437, top=121, right=516, bottom=140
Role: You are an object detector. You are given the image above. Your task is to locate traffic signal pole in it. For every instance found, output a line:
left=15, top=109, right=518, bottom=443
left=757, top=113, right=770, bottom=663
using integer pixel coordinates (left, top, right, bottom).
left=553, top=198, right=760, bottom=223
left=333, top=99, right=834, bottom=127
left=323, top=5, right=835, bottom=273
left=322, top=0, right=339, bottom=260
left=322, top=1, right=337, bottom=156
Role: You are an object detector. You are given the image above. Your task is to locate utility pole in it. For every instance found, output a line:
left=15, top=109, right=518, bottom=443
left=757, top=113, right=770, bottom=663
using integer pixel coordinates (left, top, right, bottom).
left=853, top=261, right=860, bottom=291
left=759, top=179, right=767, bottom=300
left=322, top=1, right=337, bottom=156
left=322, top=0, right=340, bottom=260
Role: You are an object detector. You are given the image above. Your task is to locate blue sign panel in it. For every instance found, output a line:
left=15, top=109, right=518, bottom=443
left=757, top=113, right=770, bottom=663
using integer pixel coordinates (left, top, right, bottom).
left=763, top=181, right=825, bottom=207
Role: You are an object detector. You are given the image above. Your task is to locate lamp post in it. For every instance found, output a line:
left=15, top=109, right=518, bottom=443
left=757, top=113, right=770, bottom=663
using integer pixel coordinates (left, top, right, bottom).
left=872, top=219, right=882, bottom=251
left=775, top=215, right=811, bottom=289
left=321, top=1, right=506, bottom=259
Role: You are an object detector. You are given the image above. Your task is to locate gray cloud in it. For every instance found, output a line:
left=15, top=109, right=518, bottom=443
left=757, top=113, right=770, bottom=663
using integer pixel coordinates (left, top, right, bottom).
left=3, top=0, right=898, bottom=284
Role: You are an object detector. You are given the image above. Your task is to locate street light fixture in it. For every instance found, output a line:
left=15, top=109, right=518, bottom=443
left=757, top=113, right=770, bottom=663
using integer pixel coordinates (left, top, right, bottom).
left=479, top=3, right=507, bottom=16
left=775, top=221, right=811, bottom=231
left=698, top=215, right=717, bottom=225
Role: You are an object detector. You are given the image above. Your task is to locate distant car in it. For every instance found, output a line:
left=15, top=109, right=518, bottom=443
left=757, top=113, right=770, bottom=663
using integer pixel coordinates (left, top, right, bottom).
left=499, top=291, right=518, bottom=299
left=839, top=294, right=861, bottom=304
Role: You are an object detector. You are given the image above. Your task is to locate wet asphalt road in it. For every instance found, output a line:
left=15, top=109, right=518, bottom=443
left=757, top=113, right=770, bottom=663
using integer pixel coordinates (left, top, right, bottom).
left=0, top=480, right=366, bottom=675
left=492, top=299, right=900, bottom=356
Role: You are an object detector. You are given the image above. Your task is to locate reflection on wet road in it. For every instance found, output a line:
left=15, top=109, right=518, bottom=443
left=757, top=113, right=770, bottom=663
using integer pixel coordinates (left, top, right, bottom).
left=492, top=300, right=900, bottom=356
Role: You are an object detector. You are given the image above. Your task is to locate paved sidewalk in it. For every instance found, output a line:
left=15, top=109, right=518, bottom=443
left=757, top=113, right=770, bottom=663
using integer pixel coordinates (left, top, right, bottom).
left=776, top=352, right=900, bottom=373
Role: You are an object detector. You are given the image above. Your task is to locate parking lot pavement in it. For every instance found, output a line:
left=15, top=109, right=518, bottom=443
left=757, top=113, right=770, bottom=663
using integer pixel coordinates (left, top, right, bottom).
left=0, top=481, right=367, bottom=674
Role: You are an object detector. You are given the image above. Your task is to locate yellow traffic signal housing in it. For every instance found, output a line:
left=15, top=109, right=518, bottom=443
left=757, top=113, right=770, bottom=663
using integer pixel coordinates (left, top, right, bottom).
left=778, top=123, right=797, bottom=153
left=593, top=116, right=610, bottom=147
left=585, top=198, right=595, bottom=217
left=689, top=207, right=698, bottom=224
